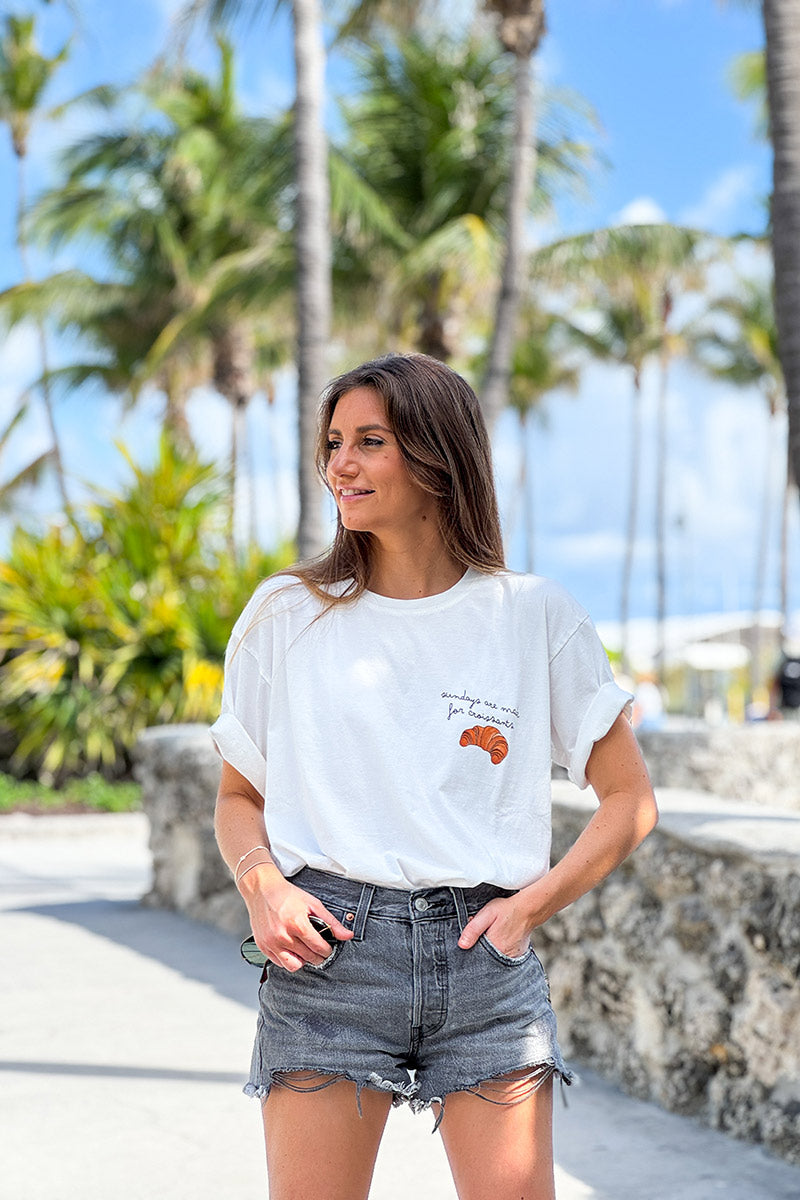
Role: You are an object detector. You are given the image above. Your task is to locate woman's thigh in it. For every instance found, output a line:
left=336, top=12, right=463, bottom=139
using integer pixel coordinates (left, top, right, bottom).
left=437, top=1073, right=555, bottom=1200
left=262, top=1075, right=394, bottom=1200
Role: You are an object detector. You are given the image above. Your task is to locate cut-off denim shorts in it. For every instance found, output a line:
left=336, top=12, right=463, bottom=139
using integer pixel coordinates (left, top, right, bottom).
left=245, top=867, right=573, bottom=1126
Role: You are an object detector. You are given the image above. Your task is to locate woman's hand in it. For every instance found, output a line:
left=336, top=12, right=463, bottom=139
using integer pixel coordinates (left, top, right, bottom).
left=214, top=761, right=354, bottom=972
left=457, top=894, right=538, bottom=959
left=242, top=871, right=354, bottom=972
left=460, top=715, right=657, bottom=959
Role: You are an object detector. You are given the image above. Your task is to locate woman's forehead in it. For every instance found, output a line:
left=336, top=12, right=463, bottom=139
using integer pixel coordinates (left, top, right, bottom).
left=328, top=386, right=389, bottom=428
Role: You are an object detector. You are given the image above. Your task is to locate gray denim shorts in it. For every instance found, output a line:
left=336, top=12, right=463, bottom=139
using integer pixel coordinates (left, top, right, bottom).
left=245, top=867, right=573, bottom=1124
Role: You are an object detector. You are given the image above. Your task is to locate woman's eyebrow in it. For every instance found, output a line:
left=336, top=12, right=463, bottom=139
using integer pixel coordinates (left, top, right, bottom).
left=327, top=423, right=393, bottom=436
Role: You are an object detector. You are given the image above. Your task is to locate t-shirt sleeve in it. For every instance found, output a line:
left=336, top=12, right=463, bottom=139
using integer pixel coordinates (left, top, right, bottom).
left=209, top=596, right=271, bottom=798
left=548, top=609, right=633, bottom=790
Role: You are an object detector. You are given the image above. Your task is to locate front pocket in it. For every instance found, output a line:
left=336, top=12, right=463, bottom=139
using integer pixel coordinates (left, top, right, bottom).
left=302, top=937, right=346, bottom=972
left=477, top=932, right=534, bottom=966
left=301, top=901, right=349, bottom=972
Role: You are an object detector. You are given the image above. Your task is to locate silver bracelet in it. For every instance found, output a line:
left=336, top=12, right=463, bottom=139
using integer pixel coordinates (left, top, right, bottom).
left=233, top=845, right=271, bottom=877
left=235, top=859, right=275, bottom=887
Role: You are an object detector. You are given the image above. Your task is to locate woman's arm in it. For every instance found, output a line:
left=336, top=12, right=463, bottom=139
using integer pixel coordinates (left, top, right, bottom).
left=457, top=713, right=658, bottom=956
left=215, top=760, right=353, bottom=970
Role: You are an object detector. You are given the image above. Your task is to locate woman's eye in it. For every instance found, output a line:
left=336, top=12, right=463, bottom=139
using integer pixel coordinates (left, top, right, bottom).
left=325, top=436, right=384, bottom=452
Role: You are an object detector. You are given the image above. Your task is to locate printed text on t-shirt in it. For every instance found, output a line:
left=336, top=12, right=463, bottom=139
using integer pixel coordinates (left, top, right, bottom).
left=441, top=689, right=519, bottom=730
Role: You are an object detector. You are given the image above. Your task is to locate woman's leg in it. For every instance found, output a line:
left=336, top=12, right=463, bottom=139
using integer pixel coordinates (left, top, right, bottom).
left=262, top=1074, right=394, bottom=1200
left=437, top=1071, right=555, bottom=1200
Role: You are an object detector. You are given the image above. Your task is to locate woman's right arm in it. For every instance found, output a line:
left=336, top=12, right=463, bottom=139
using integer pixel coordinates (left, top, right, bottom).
left=214, top=760, right=353, bottom=970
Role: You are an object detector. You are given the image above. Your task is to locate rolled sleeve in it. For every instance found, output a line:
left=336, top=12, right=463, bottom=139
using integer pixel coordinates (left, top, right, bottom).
left=550, top=615, right=633, bottom=788
left=210, top=621, right=271, bottom=798
left=209, top=711, right=267, bottom=797
left=564, top=679, right=633, bottom=788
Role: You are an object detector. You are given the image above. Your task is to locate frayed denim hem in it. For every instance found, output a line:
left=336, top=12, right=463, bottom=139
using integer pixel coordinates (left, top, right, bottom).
left=244, top=1067, right=420, bottom=1116
left=418, top=1057, right=573, bottom=1132
left=246, top=1058, right=573, bottom=1133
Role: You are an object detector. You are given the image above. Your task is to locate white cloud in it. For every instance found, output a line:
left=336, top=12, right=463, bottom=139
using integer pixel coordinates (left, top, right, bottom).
left=611, top=196, right=668, bottom=226
left=679, top=165, right=758, bottom=232
left=553, top=530, right=627, bottom=566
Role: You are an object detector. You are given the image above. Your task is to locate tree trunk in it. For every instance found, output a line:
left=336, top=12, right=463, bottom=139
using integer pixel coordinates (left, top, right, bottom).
left=479, top=41, right=541, bottom=431
left=763, top=0, right=800, bottom=505
left=229, top=401, right=241, bottom=561
left=751, top=409, right=776, bottom=693
left=523, top=408, right=535, bottom=573
left=264, top=389, right=285, bottom=546
left=162, top=369, right=193, bottom=454
left=293, top=0, right=331, bottom=560
left=213, top=324, right=256, bottom=557
left=621, top=369, right=643, bottom=676
left=418, top=274, right=451, bottom=361
left=654, top=348, right=669, bottom=683
left=780, top=439, right=793, bottom=633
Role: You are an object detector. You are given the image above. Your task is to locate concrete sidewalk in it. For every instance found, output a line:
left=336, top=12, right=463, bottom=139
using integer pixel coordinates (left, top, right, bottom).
left=1, top=814, right=799, bottom=1200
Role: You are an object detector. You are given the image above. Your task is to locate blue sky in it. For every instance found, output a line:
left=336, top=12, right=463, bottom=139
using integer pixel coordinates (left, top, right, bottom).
left=2, top=0, right=797, bottom=637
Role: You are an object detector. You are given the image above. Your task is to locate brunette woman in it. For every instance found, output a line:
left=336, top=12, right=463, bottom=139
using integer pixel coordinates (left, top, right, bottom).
left=212, top=352, right=657, bottom=1200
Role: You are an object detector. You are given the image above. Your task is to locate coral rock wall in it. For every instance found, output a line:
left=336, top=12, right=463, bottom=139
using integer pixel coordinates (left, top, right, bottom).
left=542, top=782, right=800, bottom=1165
left=135, top=726, right=800, bottom=1164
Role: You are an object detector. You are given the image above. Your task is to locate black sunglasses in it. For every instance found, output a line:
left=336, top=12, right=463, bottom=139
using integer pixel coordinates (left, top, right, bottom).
left=240, top=916, right=336, bottom=967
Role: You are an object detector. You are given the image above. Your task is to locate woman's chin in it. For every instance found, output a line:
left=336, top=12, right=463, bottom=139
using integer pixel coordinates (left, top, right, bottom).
left=338, top=512, right=373, bottom=533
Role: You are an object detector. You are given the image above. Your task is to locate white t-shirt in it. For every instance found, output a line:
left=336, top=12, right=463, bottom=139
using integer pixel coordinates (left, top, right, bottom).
left=210, top=568, right=631, bottom=891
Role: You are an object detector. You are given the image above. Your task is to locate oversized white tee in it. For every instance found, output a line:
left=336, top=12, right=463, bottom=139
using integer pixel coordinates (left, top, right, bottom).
left=210, top=568, right=631, bottom=891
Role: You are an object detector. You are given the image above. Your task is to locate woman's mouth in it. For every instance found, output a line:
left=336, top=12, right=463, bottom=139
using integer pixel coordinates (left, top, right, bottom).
left=339, top=488, right=374, bottom=502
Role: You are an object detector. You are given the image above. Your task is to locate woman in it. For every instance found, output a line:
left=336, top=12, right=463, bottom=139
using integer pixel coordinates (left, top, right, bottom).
left=211, top=352, right=657, bottom=1200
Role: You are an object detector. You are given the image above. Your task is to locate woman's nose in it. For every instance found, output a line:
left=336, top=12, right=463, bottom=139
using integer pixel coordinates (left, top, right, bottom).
left=328, top=444, right=356, bottom=478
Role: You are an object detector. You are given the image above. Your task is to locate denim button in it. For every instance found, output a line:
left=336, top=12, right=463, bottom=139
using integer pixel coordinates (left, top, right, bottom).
left=414, top=897, right=429, bottom=911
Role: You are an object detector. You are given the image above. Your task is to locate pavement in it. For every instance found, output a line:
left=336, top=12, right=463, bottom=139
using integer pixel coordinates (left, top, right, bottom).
left=2, top=814, right=800, bottom=1200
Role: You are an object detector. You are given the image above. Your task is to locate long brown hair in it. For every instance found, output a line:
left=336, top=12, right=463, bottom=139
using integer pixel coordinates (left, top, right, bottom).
left=286, top=352, right=505, bottom=606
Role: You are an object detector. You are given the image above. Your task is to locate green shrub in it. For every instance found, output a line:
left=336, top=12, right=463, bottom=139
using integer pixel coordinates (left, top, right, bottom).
left=0, top=771, right=141, bottom=813
left=0, top=435, right=291, bottom=783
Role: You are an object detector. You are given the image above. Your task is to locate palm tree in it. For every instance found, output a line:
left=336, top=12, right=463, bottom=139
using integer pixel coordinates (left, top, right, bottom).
left=0, top=13, right=71, bottom=514
left=541, top=223, right=706, bottom=673
left=691, top=273, right=793, bottom=680
left=340, top=33, right=509, bottom=361
left=193, top=0, right=333, bottom=557
left=501, top=306, right=579, bottom=571
left=762, top=0, right=800, bottom=505
left=289, top=0, right=330, bottom=558
left=338, top=31, right=593, bottom=366
left=4, top=41, right=294, bottom=554
left=479, top=0, right=547, bottom=432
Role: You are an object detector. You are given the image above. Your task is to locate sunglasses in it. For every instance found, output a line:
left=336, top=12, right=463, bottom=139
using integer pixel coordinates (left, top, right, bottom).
left=240, top=916, right=336, bottom=967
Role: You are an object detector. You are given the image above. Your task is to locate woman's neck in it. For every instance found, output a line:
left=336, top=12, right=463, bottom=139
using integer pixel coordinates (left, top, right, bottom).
left=367, top=538, right=464, bottom=600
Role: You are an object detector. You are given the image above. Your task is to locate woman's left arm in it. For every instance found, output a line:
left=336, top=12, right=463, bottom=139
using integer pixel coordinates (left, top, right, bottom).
left=458, top=713, right=658, bottom=955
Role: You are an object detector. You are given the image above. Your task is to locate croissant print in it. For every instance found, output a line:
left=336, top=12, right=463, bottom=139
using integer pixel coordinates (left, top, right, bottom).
left=459, top=725, right=509, bottom=765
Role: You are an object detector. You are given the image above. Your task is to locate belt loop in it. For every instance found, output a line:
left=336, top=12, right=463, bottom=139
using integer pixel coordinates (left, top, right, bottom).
left=351, top=883, right=375, bottom=941
left=449, top=887, right=469, bottom=933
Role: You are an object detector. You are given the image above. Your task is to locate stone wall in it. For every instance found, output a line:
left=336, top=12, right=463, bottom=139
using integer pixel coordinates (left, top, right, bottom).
left=135, top=725, right=800, bottom=1165
left=636, top=722, right=800, bottom=810
left=542, top=781, right=800, bottom=1165
left=134, top=725, right=248, bottom=936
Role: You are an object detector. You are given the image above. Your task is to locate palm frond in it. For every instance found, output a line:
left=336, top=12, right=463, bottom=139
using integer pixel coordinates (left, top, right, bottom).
left=0, top=448, right=55, bottom=513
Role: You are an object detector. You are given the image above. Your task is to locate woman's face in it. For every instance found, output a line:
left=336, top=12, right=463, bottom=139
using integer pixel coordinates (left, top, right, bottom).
left=325, top=387, right=438, bottom=539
